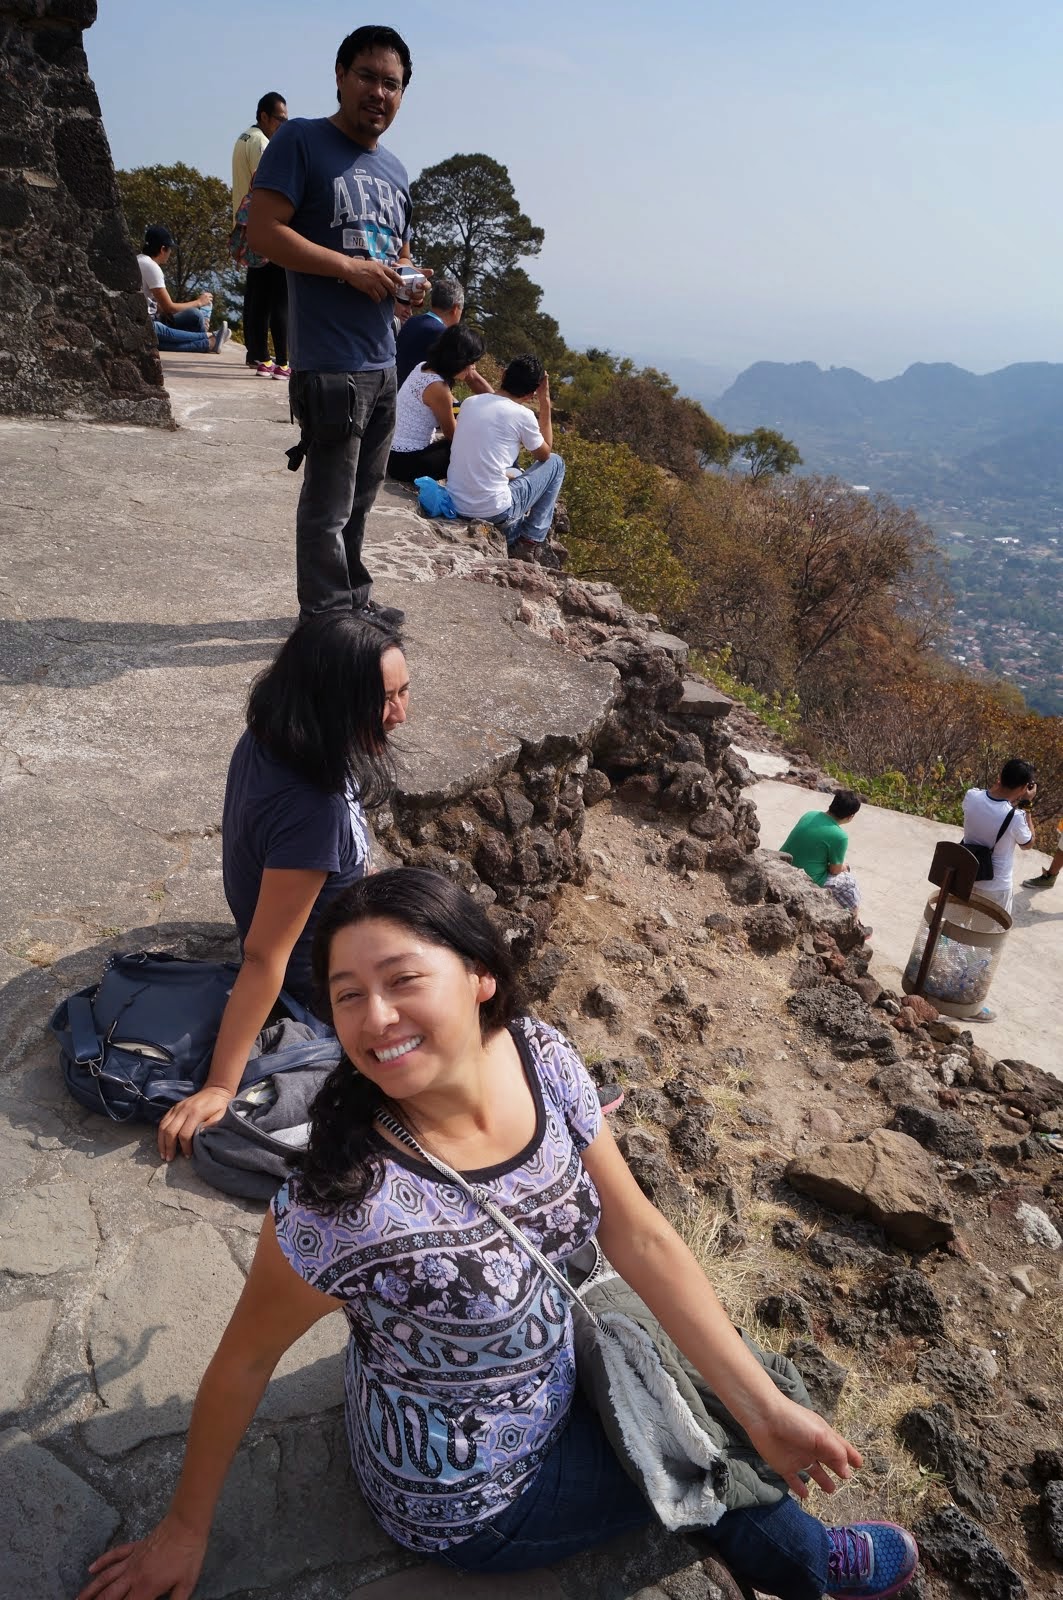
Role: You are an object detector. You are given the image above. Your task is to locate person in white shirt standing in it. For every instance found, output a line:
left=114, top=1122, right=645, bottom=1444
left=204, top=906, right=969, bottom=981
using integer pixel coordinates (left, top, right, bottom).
left=961, top=758, right=1037, bottom=918
left=446, top=354, right=564, bottom=563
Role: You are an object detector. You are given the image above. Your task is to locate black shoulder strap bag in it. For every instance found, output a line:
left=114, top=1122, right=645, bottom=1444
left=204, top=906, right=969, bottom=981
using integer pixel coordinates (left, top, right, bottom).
left=962, top=799, right=1016, bottom=882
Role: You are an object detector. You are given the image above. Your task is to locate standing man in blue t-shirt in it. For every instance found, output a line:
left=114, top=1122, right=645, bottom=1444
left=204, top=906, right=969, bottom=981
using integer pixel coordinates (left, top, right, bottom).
left=248, top=26, right=426, bottom=625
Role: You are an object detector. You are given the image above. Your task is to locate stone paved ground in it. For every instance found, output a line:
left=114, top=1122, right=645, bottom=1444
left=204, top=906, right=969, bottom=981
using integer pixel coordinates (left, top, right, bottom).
left=0, top=350, right=716, bottom=1598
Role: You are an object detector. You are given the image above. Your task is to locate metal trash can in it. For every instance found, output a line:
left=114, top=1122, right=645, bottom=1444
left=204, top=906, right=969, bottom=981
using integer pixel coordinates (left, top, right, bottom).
left=902, top=890, right=1011, bottom=1017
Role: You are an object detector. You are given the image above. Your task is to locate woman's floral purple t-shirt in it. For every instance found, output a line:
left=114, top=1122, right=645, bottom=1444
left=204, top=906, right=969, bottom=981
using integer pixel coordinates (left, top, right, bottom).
left=271, top=1017, right=602, bottom=1553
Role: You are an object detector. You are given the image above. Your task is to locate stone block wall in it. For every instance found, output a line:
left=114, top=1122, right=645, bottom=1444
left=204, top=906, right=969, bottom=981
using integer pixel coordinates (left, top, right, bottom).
left=0, top=1, right=172, bottom=424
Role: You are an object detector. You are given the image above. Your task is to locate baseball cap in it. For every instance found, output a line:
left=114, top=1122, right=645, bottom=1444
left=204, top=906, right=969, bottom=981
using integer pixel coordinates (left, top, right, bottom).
left=143, top=224, right=175, bottom=254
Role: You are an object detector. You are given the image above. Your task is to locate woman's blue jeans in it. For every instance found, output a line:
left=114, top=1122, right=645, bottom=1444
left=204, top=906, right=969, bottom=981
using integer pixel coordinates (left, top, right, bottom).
left=433, top=1392, right=830, bottom=1599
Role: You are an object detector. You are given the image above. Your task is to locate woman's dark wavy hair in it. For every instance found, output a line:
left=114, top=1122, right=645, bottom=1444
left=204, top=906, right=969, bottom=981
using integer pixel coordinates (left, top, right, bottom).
left=423, top=325, right=485, bottom=386
left=246, top=613, right=400, bottom=807
left=295, top=868, right=519, bottom=1212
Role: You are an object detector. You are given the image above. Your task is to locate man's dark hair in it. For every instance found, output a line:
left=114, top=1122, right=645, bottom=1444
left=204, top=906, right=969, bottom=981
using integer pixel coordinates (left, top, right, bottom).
left=828, top=790, right=862, bottom=820
left=423, top=325, right=485, bottom=385
left=430, top=277, right=464, bottom=313
left=256, top=92, right=286, bottom=123
left=336, top=26, right=413, bottom=91
left=1000, top=758, right=1035, bottom=789
left=501, top=355, right=545, bottom=397
left=143, top=224, right=174, bottom=257
left=246, top=612, right=401, bottom=807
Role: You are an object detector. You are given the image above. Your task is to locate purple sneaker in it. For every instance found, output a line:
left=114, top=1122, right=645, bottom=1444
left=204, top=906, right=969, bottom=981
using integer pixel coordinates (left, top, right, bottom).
left=825, top=1522, right=919, bottom=1598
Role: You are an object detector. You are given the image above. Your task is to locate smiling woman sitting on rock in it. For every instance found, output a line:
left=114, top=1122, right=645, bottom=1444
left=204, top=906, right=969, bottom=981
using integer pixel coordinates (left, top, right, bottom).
left=89, top=868, right=918, bottom=1600
left=155, top=613, right=409, bottom=1163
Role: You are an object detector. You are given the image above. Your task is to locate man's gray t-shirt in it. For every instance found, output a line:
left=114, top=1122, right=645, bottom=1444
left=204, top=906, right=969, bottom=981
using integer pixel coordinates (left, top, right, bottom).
left=253, top=117, right=412, bottom=374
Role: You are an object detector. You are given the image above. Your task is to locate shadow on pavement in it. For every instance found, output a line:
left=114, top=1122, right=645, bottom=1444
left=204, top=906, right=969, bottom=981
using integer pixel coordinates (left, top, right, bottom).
left=0, top=617, right=293, bottom=686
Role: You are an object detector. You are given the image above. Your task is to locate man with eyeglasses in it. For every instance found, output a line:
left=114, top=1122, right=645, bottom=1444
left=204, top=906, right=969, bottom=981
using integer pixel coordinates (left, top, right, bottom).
left=249, top=26, right=426, bottom=627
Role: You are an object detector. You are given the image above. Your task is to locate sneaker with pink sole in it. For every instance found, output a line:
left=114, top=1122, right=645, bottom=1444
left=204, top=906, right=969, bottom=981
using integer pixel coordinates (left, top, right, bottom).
left=256, top=360, right=275, bottom=376
left=272, top=364, right=291, bottom=380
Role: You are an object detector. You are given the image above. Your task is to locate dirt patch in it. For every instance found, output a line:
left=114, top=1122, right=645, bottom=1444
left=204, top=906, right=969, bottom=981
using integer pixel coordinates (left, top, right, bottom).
left=536, top=798, right=1063, bottom=1599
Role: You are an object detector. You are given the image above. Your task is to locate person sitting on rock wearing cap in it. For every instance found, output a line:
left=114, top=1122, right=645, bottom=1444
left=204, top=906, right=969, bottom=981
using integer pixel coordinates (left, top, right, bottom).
left=137, top=225, right=232, bottom=354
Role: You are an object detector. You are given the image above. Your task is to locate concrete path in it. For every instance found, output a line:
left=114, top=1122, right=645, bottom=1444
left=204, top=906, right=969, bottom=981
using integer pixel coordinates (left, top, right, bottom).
left=0, top=347, right=704, bottom=1599
left=750, top=778, right=1061, bottom=1079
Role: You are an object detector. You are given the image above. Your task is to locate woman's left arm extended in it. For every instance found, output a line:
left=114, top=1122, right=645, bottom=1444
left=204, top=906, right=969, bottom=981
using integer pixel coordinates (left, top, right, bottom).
left=157, top=867, right=326, bottom=1161
left=582, top=1122, right=861, bottom=1498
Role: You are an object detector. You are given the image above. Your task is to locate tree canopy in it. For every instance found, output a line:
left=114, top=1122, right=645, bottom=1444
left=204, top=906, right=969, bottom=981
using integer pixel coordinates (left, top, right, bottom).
left=117, top=162, right=237, bottom=316
left=410, top=154, right=544, bottom=318
left=731, top=427, right=803, bottom=481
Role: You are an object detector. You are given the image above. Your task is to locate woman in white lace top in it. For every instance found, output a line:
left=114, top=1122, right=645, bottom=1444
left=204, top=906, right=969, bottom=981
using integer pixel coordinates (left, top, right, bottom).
left=388, top=325, right=491, bottom=484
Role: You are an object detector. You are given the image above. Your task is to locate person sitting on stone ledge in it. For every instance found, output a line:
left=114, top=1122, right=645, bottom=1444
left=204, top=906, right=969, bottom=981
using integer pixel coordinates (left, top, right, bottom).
left=446, top=353, right=564, bottom=563
left=781, top=790, right=864, bottom=913
left=80, top=867, right=918, bottom=1600
left=395, top=274, right=465, bottom=388
left=387, top=324, right=491, bottom=485
left=154, top=612, right=409, bottom=1163
left=137, top=225, right=232, bottom=354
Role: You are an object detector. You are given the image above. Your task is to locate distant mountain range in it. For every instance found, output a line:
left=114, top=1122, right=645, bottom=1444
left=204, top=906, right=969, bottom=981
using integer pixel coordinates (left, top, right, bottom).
left=705, top=360, right=1063, bottom=716
left=709, top=360, right=1063, bottom=505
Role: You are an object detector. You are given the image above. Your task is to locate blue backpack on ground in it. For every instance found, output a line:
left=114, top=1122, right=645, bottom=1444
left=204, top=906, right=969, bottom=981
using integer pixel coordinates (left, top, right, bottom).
left=415, top=476, right=457, bottom=518
left=50, top=951, right=339, bottom=1124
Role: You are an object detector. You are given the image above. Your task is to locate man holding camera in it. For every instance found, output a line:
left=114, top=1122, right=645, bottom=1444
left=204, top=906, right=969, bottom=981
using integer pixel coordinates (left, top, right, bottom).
left=247, top=25, right=426, bottom=623
left=961, top=759, right=1037, bottom=916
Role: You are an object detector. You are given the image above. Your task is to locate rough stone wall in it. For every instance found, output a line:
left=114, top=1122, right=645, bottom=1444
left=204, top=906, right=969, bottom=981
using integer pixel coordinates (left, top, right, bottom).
left=378, top=565, right=761, bottom=978
left=0, top=1, right=172, bottom=424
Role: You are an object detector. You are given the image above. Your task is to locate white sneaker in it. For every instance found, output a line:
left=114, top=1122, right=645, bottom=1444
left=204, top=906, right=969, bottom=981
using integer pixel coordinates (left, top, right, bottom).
left=212, top=322, right=232, bottom=354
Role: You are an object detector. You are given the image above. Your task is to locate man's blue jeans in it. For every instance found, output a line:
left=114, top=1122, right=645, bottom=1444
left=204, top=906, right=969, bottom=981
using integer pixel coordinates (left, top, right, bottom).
left=153, top=309, right=210, bottom=352
left=433, top=1391, right=830, bottom=1598
left=497, top=452, right=565, bottom=545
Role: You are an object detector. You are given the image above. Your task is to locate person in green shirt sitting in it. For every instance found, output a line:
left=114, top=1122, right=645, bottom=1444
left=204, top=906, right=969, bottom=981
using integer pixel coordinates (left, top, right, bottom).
left=781, top=791, right=863, bottom=911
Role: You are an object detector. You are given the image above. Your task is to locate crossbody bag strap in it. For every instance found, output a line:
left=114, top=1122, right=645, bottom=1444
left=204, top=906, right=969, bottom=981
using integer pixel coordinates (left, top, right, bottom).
left=994, top=807, right=1016, bottom=845
left=375, top=1109, right=609, bottom=1334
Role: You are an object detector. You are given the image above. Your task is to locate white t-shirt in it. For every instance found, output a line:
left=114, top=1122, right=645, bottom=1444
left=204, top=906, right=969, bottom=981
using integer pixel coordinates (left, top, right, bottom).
left=392, top=363, right=446, bottom=453
left=137, top=254, right=166, bottom=320
left=961, top=788, right=1032, bottom=899
left=446, top=393, right=545, bottom=520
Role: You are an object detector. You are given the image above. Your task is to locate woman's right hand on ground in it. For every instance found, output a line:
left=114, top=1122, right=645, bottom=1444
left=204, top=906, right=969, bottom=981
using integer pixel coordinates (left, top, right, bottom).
left=158, top=1085, right=233, bottom=1161
left=77, top=1517, right=207, bottom=1600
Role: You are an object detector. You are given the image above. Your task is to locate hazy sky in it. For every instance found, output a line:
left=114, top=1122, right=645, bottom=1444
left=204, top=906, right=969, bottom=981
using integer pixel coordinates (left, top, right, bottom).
left=90, top=0, right=1063, bottom=383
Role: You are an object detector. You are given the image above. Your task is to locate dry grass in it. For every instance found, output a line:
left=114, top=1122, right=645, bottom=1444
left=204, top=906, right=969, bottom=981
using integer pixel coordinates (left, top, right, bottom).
left=668, top=1194, right=947, bottom=1527
left=708, top=1087, right=743, bottom=1120
left=1009, top=1299, right=1063, bottom=1383
left=11, top=939, right=59, bottom=967
left=668, top=1196, right=767, bottom=1329
left=810, top=1360, right=944, bottom=1528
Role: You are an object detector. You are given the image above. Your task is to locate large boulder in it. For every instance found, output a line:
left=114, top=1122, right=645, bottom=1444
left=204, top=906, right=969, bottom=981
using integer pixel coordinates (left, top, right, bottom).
left=891, top=1102, right=984, bottom=1163
left=785, top=1129, right=956, bottom=1250
left=897, top=1403, right=996, bottom=1520
left=914, top=1506, right=1026, bottom=1599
